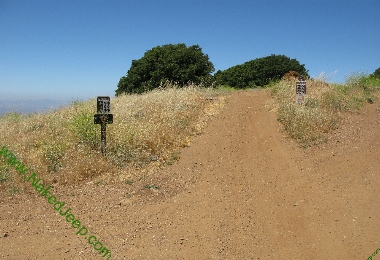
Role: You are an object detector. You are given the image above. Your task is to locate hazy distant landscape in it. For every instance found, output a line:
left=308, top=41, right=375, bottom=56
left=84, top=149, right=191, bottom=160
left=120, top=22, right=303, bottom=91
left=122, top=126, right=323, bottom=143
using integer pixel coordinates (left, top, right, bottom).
left=0, top=99, right=71, bottom=116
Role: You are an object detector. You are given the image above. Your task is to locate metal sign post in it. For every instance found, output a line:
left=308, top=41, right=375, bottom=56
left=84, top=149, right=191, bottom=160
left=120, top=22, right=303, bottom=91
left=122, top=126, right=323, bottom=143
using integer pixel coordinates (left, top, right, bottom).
left=94, top=97, right=113, bottom=155
left=296, top=81, right=307, bottom=104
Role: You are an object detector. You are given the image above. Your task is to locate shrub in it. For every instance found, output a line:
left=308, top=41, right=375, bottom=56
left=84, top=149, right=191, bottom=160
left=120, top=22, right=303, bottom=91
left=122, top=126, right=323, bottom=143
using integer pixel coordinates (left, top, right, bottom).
left=215, top=54, right=309, bottom=88
left=116, top=43, right=215, bottom=95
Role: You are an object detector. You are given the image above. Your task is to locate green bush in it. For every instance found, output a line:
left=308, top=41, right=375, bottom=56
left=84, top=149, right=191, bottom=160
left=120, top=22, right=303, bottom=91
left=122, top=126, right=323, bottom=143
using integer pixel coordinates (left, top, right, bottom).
left=116, top=43, right=215, bottom=95
left=214, top=54, right=309, bottom=88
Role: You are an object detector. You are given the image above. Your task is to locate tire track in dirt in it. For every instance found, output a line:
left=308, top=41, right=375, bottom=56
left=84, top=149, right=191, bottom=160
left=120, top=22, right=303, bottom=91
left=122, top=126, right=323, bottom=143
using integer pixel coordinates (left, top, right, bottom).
left=117, top=90, right=380, bottom=259
left=118, top=90, right=312, bottom=259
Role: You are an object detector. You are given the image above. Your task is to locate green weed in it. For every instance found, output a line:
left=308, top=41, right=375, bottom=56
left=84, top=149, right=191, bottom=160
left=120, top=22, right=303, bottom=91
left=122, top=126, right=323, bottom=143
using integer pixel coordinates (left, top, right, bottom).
left=8, top=185, right=20, bottom=195
left=125, top=179, right=134, bottom=185
left=44, top=143, right=66, bottom=173
left=0, top=171, right=10, bottom=182
left=144, top=184, right=159, bottom=190
left=70, top=109, right=99, bottom=149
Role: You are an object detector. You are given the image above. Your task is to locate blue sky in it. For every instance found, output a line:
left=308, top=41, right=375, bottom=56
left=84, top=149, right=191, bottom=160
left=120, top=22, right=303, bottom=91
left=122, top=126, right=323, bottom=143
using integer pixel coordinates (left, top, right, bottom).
left=0, top=0, right=379, bottom=103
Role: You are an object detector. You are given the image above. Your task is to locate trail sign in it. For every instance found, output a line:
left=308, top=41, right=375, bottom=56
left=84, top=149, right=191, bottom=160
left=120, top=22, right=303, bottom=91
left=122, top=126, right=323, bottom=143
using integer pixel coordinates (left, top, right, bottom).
left=94, top=96, right=113, bottom=155
left=94, top=114, right=113, bottom=124
left=296, top=81, right=306, bottom=94
left=296, top=81, right=307, bottom=104
left=97, top=96, right=110, bottom=113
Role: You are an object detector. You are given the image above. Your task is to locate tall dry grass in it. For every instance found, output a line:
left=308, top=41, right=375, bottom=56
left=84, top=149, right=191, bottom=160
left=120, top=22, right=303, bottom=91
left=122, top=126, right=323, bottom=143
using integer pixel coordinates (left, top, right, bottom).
left=0, top=83, right=226, bottom=195
left=268, top=74, right=378, bottom=148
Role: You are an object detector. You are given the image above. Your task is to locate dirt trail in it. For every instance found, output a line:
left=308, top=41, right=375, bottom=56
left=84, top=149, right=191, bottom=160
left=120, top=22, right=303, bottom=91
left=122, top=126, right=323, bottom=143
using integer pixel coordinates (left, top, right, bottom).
left=1, top=90, right=380, bottom=259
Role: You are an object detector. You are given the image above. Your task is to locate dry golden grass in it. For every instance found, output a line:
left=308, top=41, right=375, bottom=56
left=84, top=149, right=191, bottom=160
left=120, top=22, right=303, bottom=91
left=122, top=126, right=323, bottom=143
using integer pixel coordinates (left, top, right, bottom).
left=0, top=83, right=227, bottom=195
left=268, top=74, right=378, bottom=148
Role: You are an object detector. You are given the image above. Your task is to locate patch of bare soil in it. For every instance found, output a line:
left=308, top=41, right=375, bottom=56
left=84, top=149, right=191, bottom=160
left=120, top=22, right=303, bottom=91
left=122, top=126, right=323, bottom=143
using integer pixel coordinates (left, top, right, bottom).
left=1, top=90, right=379, bottom=259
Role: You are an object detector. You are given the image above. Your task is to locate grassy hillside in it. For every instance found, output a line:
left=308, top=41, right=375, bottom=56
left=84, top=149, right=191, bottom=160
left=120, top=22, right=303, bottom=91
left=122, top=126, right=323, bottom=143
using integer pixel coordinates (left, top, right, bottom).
left=268, top=73, right=380, bottom=147
left=1, top=74, right=379, bottom=196
left=0, top=83, right=227, bottom=195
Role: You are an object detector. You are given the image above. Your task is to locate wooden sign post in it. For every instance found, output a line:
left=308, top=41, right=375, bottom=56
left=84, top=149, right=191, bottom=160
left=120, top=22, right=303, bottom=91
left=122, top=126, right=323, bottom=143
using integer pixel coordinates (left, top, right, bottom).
left=94, top=96, right=113, bottom=155
left=296, top=81, right=307, bottom=104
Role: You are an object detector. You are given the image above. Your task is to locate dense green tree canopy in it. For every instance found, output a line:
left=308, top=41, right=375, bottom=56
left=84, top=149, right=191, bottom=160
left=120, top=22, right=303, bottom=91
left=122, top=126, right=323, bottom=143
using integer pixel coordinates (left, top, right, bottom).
left=116, top=43, right=214, bottom=95
left=372, top=67, right=380, bottom=78
left=214, top=54, right=309, bottom=88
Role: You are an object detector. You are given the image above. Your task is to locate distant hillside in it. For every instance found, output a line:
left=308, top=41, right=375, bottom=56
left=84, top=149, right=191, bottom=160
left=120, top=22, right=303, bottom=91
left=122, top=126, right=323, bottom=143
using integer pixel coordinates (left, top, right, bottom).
left=0, top=99, right=69, bottom=116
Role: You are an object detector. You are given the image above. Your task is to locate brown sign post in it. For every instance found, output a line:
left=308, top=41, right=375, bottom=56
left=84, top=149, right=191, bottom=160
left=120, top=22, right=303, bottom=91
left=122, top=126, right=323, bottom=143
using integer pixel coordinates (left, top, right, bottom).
left=94, top=96, right=113, bottom=155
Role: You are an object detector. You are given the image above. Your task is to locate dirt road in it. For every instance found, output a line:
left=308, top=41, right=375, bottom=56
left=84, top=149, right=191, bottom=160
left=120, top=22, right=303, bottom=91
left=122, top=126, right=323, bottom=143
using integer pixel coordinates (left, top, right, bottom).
left=1, top=90, right=379, bottom=259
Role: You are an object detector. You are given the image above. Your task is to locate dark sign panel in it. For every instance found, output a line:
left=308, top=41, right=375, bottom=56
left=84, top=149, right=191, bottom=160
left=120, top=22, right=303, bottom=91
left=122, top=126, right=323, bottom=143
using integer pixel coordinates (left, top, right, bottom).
left=94, top=114, right=113, bottom=124
left=97, top=96, right=111, bottom=113
left=296, top=81, right=307, bottom=94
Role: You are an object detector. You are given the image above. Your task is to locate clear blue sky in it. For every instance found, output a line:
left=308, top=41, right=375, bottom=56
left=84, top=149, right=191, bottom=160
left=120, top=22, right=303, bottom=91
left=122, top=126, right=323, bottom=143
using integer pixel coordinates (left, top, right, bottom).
left=1, top=0, right=379, bottom=102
